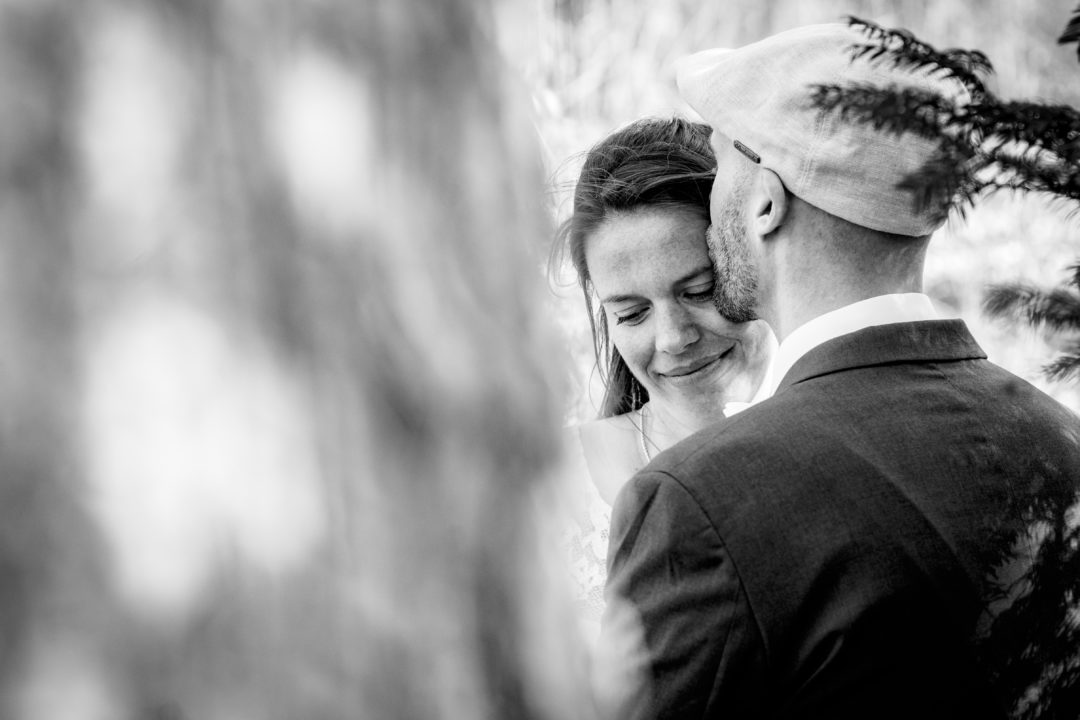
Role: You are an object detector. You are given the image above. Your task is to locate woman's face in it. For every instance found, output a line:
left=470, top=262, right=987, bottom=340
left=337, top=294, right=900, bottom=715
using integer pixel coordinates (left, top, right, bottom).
left=585, top=205, right=773, bottom=416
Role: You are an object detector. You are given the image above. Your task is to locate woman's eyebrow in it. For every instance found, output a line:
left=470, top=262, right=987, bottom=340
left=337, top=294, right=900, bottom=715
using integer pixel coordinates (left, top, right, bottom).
left=600, top=266, right=713, bottom=304
left=678, top=265, right=714, bottom=284
left=599, top=291, right=640, bottom=305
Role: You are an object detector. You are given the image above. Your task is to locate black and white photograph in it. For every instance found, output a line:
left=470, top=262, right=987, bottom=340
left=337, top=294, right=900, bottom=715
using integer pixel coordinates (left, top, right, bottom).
left=0, top=1, right=1077, bottom=718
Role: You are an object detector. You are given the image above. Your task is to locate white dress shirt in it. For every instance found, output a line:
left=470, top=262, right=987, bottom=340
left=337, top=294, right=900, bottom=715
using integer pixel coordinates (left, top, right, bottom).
left=765, top=293, right=941, bottom=397
left=722, top=331, right=779, bottom=417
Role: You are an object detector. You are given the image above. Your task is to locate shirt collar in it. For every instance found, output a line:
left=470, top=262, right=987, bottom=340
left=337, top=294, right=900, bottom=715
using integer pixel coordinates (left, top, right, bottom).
left=766, top=293, right=940, bottom=397
left=722, top=336, right=778, bottom=417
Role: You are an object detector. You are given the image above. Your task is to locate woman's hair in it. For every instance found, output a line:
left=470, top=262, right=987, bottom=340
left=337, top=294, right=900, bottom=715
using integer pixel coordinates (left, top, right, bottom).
left=554, top=117, right=716, bottom=418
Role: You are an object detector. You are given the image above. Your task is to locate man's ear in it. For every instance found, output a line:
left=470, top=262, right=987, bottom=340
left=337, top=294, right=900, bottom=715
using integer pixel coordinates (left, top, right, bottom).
left=751, top=169, right=787, bottom=238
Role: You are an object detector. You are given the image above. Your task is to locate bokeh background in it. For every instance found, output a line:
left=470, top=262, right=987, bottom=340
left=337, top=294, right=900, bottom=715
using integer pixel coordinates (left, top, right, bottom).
left=0, top=1, right=591, bottom=718
left=521, top=0, right=1080, bottom=420
left=1, top=1, right=1078, bottom=717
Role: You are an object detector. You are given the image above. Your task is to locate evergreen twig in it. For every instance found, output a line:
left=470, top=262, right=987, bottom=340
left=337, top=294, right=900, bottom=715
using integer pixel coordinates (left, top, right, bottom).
left=1058, top=4, right=1080, bottom=60
left=845, top=17, right=993, bottom=98
left=819, top=17, right=1080, bottom=391
left=816, top=17, right=1080, bottom=219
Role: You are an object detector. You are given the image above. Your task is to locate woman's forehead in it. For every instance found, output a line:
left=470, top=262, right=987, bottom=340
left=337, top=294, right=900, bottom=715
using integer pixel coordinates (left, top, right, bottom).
left=586, top=206, right=711, bottom=296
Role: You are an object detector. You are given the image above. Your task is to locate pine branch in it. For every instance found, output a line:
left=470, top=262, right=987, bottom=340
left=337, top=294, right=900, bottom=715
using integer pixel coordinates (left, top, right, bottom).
left=1059, top=4, right=1080, bottom=61
left=894, top=147, right=983, bottom=222
left=1044, top=351, right=1080, bottom=383
left=821, top=16, right=1080, bottom=387
left=811, top=82, right=969, bottom=141
left=983, top=269, right=1080, bottom=388
left=815, top=18, right=1080, bottom=225
left=982, top=284, right=1080, bottom=334
left=977, top=146, right=1080, bottom=202
left=845, top=16, right=992, bottom=98
left=966, top=99, right=1080, bottom=156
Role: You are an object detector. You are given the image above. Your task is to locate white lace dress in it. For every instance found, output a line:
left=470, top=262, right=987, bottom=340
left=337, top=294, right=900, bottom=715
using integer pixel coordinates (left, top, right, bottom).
left=562, top=429, right=614, bottom=645
left=559, top=398, right=765, bottom=645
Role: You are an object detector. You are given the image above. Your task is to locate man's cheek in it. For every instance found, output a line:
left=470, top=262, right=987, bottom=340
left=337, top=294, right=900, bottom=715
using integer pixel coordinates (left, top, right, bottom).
left=704, top=223, right=716, bottom=254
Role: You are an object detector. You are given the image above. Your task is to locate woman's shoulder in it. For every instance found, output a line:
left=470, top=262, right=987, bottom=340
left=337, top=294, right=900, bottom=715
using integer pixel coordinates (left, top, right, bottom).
left=578, top=411, right=641, bottom=437
left=572, top=412, right=645, bottom=505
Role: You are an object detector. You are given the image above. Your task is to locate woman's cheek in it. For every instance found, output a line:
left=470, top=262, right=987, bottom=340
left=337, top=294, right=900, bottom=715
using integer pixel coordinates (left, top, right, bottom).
left=611, top=327, right=649, bottom=375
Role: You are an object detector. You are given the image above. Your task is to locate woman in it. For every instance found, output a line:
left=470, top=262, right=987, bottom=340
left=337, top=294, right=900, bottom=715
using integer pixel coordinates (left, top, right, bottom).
left=555, top=117, right=775, bottom=634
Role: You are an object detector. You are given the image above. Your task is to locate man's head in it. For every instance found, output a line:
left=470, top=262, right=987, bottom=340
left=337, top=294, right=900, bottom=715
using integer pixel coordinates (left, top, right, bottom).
left=676, top=23, right=960, bottom=327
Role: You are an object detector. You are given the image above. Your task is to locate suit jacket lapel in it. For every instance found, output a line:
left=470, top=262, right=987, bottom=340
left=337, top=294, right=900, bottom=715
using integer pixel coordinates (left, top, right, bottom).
left=775, top=320, right=987, bottom=394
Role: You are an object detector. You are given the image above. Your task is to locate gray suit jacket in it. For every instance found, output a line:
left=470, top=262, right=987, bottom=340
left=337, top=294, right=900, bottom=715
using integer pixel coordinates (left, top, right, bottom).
left=603, top=320, right=1080, bottom=719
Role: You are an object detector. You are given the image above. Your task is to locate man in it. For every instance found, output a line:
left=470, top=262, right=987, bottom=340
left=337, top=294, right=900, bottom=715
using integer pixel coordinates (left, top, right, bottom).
left=601, top=23, right=1080, bottom=719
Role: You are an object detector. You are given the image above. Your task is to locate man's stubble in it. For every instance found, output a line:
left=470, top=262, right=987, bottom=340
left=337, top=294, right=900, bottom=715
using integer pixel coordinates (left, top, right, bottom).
left=707, top=180, right=759, bottom=324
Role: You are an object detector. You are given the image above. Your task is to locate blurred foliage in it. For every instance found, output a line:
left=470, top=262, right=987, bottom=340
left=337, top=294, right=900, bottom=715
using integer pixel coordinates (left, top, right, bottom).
left=526, top=0, right=1080, bottom=419
left=970, top=456, right=1080, bottom=720
left=981, top=5, right=1080, bottom=388
left=984, top=273, right=1080, bottom=384
left=0, top=0, right=592, bottom=718
left=1059, top=4, right=1080, bottom=60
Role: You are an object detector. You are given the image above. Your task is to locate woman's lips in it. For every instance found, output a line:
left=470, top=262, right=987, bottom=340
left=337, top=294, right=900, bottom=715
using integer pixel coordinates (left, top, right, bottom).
left=659, top=345, right=735, bottom=381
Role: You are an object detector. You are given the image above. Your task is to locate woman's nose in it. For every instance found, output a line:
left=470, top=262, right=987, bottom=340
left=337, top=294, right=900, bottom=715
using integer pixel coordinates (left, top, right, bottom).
left=655, top=306, right=700, bottom=354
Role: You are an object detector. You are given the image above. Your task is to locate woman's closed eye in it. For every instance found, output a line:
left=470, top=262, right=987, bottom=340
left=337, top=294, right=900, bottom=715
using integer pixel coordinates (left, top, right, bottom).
left=683, top=282, right=714, bottom=302
left=613, top=305, right=648, bottom=326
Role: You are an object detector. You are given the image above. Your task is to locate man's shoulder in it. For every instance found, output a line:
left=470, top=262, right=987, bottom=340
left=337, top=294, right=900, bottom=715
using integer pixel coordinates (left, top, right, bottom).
left=964, top=358, right=1080, bottom=437
left=639, top=397, right=809, bottom=494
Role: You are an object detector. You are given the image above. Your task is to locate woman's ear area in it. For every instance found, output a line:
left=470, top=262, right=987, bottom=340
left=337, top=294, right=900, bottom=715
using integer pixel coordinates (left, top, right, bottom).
left=751, top=168, right=788, bottom=238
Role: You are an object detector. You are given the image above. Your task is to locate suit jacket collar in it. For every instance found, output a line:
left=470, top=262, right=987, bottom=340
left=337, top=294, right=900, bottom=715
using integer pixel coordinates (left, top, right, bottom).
left=775, top=320, right=987, bottom=394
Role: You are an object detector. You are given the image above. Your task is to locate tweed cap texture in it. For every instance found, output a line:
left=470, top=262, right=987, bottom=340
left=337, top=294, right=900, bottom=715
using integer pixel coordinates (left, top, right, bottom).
left=677, top=23, right=962, bottom=237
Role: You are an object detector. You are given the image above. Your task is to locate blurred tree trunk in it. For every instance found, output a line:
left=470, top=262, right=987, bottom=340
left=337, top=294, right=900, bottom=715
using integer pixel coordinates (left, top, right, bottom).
left=0, top=1, right=589, bottom=719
